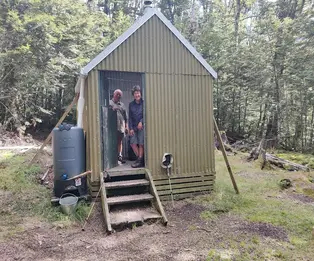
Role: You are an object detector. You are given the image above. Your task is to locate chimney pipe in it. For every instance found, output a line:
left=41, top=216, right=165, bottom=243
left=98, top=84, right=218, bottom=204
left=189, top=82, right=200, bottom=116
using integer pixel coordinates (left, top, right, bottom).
left=143, top=0, right=153, bottom=11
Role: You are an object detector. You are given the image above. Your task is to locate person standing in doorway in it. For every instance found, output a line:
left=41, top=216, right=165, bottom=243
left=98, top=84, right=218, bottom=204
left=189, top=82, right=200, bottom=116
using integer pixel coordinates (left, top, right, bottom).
left=109, top=89, right=128, bottom=164
left=129, top=85, right=144, bottom=168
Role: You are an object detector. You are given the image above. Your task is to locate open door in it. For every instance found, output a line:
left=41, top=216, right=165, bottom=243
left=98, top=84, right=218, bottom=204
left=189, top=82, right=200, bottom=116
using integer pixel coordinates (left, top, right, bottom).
left=101, top=76, right=118, bottom=170
left=100, top=70, right=144, bottom=170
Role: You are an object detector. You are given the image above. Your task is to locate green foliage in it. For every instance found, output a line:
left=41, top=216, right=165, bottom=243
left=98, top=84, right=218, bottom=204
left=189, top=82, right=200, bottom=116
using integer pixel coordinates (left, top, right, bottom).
left=1, top=0, right=314, bottom=152
left=179, top=0, right=314, bottom=152
left=0, top=0, right=112, bottom=130
left=158, top=0, right=189, bottom=23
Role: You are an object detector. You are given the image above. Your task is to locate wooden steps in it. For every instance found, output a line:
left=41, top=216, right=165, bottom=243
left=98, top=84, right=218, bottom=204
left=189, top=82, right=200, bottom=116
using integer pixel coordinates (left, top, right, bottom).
left=105, top=179, right=149, bottom=189
left=110, top=208, right=162, bottom=227
left=105, top=168, right=146, bottom=178
left=107, top=193, right=153, bottom=205
left=100, top=168, right=168, bottom=232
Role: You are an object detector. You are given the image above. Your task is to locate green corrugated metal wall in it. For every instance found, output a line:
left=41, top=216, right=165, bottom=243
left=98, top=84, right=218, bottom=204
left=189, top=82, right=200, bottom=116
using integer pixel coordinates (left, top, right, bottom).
left=85, top=71, right=102, bottom=185
left=145, top=73, right=214, bottom=179
left=84, top=14, right=215, bottom=187
left=97, top=16, right=209, bottom=76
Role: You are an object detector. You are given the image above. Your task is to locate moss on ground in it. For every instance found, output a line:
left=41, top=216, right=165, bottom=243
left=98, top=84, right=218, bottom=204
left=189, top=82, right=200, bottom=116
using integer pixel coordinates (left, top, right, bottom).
left=275, top=151, right=314, bottom=169
left=199, top=151, right=314, bottom=260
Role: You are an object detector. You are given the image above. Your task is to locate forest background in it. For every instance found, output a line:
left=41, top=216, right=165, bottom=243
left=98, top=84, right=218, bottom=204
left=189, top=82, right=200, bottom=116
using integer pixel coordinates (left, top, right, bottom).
left=0, top=0, right=313, bottom=152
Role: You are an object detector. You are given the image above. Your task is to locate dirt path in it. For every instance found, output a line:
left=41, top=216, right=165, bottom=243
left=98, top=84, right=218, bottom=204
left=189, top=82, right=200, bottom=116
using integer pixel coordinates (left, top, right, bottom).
left=0, top=200, right=290, bottom=261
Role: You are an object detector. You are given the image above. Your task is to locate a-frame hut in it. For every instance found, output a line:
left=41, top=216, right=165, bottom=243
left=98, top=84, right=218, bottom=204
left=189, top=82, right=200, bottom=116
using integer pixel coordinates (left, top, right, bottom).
left=75, top=4, right=217, bottom=231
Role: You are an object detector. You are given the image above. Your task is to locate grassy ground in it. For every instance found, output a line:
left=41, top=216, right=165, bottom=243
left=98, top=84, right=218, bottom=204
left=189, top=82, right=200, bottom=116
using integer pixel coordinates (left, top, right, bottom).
left=1, top=149, right=314, bottom=260
left=194, top=151, right=314, bottom=260
left=0, top=150, right=90, bottom=240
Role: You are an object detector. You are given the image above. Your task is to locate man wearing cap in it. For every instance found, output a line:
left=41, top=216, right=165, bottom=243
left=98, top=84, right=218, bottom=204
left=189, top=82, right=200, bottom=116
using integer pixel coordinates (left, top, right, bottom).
left=109, top=89, right=128, bottom=164
left=129, top=85, right=144, bottom=168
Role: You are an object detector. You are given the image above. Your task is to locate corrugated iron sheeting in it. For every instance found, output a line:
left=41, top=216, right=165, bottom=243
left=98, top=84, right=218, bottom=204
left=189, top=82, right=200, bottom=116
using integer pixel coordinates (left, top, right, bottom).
left=84, top=78, right=90, bottom=172
left=96, top=16, right=209, bottom=76
left=85, top=13, right=216, bottom=183
left=86, top=70, right=102, bottom=182
left=146, top=73, right=215, bottom=179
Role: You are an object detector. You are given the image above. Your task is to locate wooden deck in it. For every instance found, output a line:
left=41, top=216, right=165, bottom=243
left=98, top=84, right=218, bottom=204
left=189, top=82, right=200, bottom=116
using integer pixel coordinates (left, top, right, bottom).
left=107, top=161, right=146, bottom=176
left=109, top=161, right=136, bottom=171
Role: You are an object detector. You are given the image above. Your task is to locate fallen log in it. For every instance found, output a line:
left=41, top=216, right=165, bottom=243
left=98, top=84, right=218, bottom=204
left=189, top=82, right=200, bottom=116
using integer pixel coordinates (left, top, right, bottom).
left=265, top=153, right=309, bottom=172
left=247, top=140, right=310, bottom=171
left=230, top=140, right=256, bottom=152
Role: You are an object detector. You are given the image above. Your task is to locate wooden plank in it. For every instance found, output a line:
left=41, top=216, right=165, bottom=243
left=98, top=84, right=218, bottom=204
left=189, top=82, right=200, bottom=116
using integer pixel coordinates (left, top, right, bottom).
left=67, top=170, right=92, bottom=181
left=88, top=179, right=100, bottom=187
left=159, top=190, right=213, bottom=201
left=91, top=191, right=102, bottom=199
left=88, top=180, right=100, bottom=192
left=153, top=175, right=214, bottom=186
left=108, top=161, right=144, bottom=172
left=156, top=180, right=214, bottom=191
left=100, top=172, right=112, bottom=233
left=145, top=169, right=168, bottom=225
left=107, top=193, right=153, bottom=205
left=214, top=117, right=239, bottom=194
left=153, top=172, right=215, bottom=180
left=90, top=186, right=101, bottom=192
left=107, top=168, right=146, bottom=177
left=157, top=185, right=213, bottom=196
left=105, top=179, right=149, bottom=189
left=110, top=208, right=161, bottom=226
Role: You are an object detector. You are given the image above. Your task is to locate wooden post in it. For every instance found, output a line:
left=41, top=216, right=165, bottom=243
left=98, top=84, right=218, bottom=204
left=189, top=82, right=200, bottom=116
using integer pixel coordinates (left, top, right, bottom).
left=28, top=94, right=79, bottom=167
left=100, top=171, right=112, bottom=233
left=213, top=117, right=239, bottom=194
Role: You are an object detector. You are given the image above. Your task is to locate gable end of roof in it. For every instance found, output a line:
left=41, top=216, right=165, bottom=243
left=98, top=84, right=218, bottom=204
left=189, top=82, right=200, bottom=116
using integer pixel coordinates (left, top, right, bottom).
left=81, top=8, right=217, bottom=79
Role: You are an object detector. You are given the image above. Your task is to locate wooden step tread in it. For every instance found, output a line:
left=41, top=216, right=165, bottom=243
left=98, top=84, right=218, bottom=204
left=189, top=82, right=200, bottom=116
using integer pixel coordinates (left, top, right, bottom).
left=105, top=169, right=146, bottom=178
left=107, top=193, right=154, bottom=205
left=105, top=179, right=149, bottom=189
left=110, top=208, right=161, bottom=226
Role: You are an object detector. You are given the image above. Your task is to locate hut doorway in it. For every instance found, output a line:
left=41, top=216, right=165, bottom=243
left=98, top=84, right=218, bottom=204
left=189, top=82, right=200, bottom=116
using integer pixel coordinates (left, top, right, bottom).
left=99, top=71, right=145, bottom=170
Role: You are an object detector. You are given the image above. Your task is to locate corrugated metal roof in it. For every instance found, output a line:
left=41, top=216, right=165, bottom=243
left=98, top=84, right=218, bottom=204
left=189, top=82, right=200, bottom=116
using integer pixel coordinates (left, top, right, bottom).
left=81, top=8, right=217, bottom=79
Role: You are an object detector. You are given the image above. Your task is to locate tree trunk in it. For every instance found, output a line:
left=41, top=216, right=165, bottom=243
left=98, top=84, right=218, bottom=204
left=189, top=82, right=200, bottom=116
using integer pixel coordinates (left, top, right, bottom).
left=259, top=103, right=268, bottom=139
left=238, top=89, right=241, bottom=133
left=234, top=0, right=241, bottom=42
left=243, top=96, right=248, bottom=134
left=231, top=87, right=236, bottom=132
left=309, top=104, right=314, bottom=149
left=256, top=104, right=263, bottom=139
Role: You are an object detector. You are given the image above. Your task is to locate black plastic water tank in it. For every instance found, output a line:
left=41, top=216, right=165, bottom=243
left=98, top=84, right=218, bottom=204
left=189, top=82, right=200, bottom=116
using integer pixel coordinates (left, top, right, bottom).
left=53, top=124, right=87, bottom=198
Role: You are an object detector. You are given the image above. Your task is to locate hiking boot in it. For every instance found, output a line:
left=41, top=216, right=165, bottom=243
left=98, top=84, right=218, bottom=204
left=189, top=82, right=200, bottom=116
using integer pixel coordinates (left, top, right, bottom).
left=118, top=155, right=126, bottom=164
left=131, top=157, right=144, bottom=168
